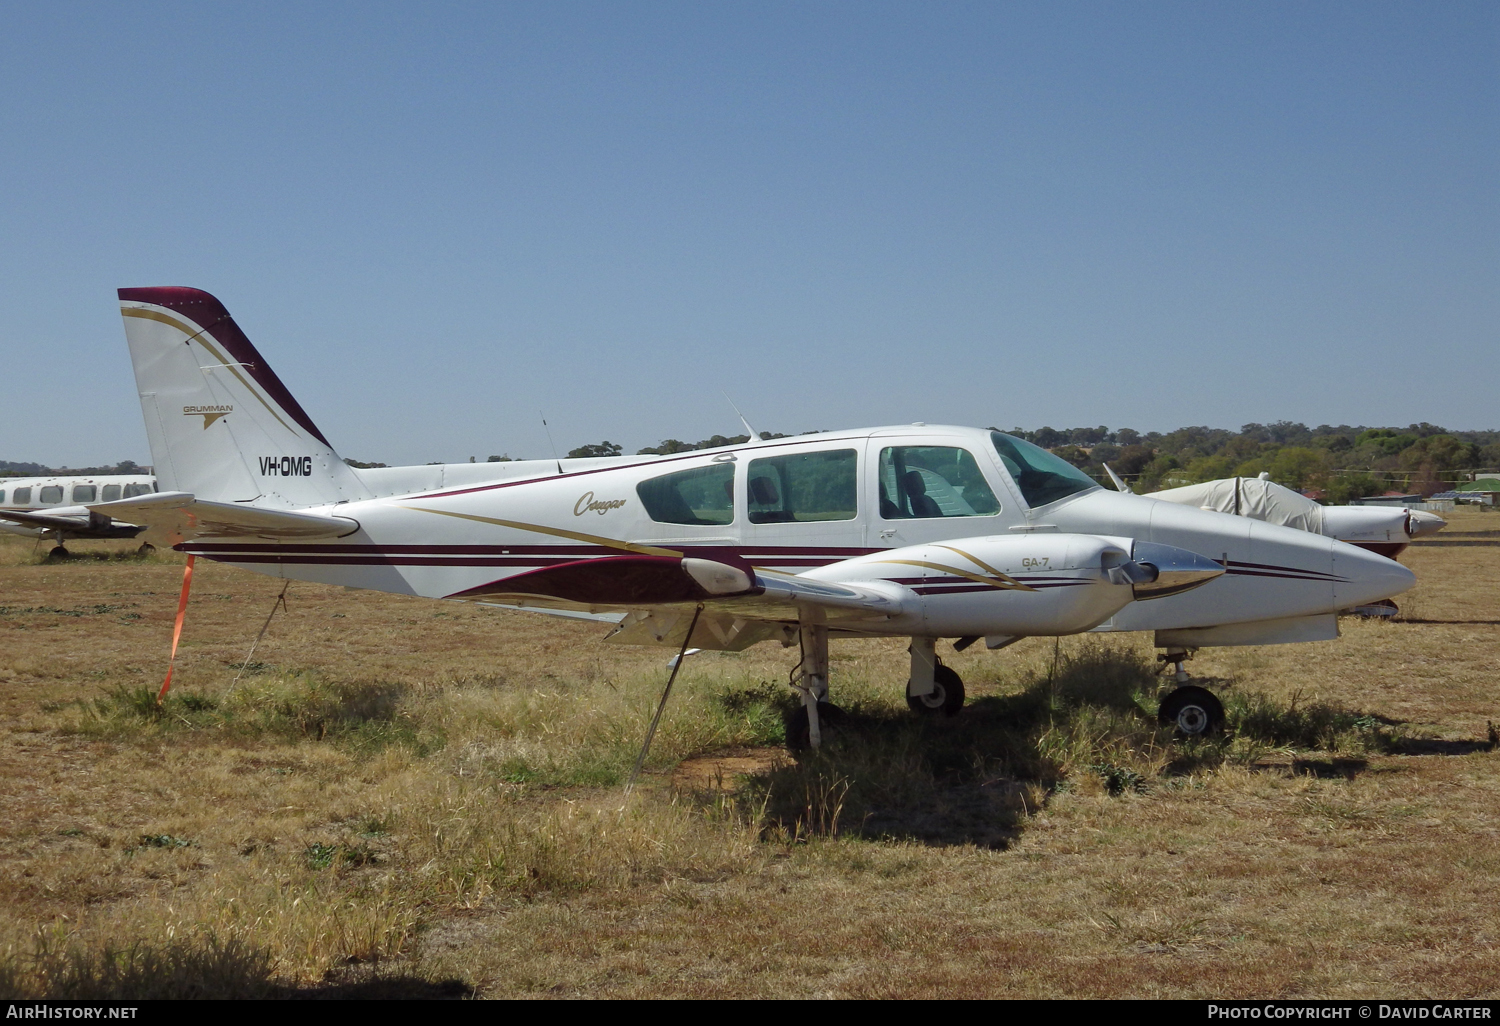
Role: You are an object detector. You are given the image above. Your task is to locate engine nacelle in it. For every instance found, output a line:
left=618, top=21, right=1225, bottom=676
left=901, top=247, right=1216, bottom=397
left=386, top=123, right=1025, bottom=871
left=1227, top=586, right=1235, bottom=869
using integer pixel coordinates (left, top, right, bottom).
left=801, top=533, right=1149, bottom=638
left=1320, top=505, right=1414, bottom=544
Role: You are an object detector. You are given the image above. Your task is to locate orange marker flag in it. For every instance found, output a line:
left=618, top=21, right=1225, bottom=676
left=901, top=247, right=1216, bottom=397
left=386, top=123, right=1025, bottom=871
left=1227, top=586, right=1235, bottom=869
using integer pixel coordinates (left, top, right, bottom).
left=158, top=554, right=195, bottom=704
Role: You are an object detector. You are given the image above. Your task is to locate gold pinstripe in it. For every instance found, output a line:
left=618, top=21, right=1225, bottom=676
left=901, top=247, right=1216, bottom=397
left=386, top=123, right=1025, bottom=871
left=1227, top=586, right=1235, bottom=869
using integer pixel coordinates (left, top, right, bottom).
left=874, top=557, right=1036, bottom=592
left=400, top=506, right=683, bottom=556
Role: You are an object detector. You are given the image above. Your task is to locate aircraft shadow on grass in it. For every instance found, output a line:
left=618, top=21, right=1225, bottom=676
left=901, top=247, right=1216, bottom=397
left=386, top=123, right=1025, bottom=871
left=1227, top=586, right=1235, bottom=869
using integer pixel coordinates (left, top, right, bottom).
left=747, top=685, right=1147, bottom=851
left=730, top=666, right=1498, bottom=848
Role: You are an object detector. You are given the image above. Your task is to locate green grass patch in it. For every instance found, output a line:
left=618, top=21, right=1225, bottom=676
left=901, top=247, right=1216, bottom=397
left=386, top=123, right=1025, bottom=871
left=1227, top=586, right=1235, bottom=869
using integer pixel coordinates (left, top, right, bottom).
left=54, top=674, right=446, bottom=757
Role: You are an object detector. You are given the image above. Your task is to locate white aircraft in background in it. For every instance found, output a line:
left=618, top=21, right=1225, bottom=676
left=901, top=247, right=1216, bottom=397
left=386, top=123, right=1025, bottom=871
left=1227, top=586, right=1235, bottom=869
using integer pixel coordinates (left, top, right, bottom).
left=0, top=474, right=157, bottom=554
left=1100, top=465, right=1448, bottom=557
left=92, top=287, right=1413, bottom=744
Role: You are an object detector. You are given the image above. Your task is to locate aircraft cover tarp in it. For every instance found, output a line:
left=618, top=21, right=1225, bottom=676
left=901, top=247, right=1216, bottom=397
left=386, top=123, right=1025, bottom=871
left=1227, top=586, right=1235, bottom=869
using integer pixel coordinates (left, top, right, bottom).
left=1147, top=478, right=1325, bottom=534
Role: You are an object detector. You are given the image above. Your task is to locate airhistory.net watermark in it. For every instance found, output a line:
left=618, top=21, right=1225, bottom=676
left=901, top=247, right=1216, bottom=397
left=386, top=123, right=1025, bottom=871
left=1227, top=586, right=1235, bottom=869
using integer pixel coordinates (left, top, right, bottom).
left=5, top=1008, right=137, bottom=1019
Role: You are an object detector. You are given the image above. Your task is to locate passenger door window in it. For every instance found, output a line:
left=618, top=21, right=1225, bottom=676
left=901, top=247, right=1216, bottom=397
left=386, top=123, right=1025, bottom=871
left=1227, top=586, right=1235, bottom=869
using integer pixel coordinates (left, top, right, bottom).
left=748, top=449, right=857, bottom=524
left=39, top=486, right=62, bottom=504
left=13, top=487, right=30, bottom=504
left=101, top=484, right=121, bottom=502
left=72, top=485, right=96, bottom=503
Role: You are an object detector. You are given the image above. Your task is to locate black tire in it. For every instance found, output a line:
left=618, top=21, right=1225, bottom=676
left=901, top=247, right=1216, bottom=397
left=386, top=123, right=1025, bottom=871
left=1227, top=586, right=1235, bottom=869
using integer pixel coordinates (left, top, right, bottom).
left=1158, top=685, right=1225, bottom=737
left=906, top=664, right=965, bottom=717
left=785, top=701, right=844, bottom=752
left=49, top=546, right=70, bottom=559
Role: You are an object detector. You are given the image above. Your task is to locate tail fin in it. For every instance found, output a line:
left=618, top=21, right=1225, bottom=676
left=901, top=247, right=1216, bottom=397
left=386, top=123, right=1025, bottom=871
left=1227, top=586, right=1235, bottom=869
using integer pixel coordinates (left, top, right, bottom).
left=118, top=287, right=371, bottom=507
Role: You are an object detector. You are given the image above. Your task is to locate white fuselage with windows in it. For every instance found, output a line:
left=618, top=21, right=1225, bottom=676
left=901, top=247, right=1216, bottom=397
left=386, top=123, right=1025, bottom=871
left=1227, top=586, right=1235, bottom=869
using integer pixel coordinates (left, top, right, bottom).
left=0, top=475, right=157, bottom=539
left=100, top=286, right=1414, bottom=659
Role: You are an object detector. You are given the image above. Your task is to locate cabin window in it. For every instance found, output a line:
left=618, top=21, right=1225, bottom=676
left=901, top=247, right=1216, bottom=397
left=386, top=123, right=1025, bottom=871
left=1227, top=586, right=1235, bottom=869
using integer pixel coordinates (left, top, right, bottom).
left=124, top=483, right=154, bottom=498
left=879, top=446, right=1000, bottom=519
left=636, top=463, right=735, bottom=525
left=748, top=449, right=857, bottom=524
left=0, top=489, right=5, bottom=503
left=101, top=484, right=121, bottom=502
left=72, top=485, right=96, bottom=503
left=13, top=487, right=30, bottom=504
left=39, top=486, right=63, bottom=505
left=990, top=431, right=1098, bottom=507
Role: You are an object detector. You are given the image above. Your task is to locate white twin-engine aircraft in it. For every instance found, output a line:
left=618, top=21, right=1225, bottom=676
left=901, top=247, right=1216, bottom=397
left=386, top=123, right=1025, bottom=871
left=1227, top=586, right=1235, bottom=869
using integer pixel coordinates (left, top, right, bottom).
left=96, top=287, right=1414, bottom=744
left=0, top=475, right=158, bottom=552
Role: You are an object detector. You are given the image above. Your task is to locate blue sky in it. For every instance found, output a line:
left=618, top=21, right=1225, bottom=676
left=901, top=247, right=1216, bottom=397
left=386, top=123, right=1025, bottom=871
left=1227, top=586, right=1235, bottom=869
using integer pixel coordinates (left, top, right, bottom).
left=0, top=1, right=1494, bottom=467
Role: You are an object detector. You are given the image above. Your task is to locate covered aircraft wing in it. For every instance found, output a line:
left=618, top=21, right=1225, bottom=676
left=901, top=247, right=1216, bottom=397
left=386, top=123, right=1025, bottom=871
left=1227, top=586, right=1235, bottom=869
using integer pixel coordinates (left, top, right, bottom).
left=0, top=508, right=143, bottom=538
left=86, top=492, right=360, bottom=546
left=1148, top=478, right=1325, bottom=534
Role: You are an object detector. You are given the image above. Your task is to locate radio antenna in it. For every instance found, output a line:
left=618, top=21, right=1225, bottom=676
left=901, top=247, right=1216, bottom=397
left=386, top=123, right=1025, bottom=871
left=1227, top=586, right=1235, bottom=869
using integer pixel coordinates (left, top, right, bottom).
left=722, top=392, right=761, bottom=442
left=541, top=413, right=563, bottom=474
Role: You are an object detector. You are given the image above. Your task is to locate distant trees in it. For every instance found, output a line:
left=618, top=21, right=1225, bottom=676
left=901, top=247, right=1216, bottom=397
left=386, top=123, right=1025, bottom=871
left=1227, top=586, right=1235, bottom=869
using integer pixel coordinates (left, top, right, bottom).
left=636, top=431, right=788, bottom=456
left=990, top=421, right=1500, bottom=499
left=0, top=459, right=152, bottom=476
left=567, top=441, right=624, bottom=458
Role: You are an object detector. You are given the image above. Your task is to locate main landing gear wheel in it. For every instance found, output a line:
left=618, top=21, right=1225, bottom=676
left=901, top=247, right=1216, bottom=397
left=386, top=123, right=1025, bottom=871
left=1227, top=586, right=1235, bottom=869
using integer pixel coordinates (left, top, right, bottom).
left=786, top=701, right=844, bottom=752
left=1158, top=685, right=1225, bottom=737
left=48, top=545, right=70, bottom=559
left=907, top=664, right=965, bottom=717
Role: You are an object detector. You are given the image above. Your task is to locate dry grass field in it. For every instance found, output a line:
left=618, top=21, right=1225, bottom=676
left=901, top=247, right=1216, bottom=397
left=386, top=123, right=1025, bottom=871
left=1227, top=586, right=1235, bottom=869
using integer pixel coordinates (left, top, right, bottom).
left=1, top=509, right=1497, bottom=998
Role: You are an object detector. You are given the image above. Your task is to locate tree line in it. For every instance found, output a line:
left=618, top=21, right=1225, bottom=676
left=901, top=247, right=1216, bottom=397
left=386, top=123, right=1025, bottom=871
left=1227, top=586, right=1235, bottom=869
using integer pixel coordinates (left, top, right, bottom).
left=1002, top=422, right=1500, bottom=501
left=0, top=459, right=150, bottom=478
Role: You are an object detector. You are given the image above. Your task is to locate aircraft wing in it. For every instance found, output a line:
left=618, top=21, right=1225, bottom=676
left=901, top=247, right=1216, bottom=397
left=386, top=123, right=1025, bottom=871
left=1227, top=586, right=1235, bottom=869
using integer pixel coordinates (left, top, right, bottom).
left=0, top=507, right=145, bottom=539
left=87, top=492, right=360, bottom=546
left=447, top=554, right=910, bottom=650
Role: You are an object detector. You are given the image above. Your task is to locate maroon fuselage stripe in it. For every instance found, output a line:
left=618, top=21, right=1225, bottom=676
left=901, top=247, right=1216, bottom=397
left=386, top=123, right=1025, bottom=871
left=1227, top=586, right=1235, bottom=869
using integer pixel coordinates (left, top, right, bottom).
left=178, top=540, right=1343, bottom=591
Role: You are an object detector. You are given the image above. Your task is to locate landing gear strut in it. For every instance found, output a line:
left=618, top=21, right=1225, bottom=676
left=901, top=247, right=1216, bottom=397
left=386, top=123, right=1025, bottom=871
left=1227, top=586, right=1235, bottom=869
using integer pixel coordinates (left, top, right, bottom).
left=905, top=637, right=965, bottom=716
left=785, top=624, right=842, bottom=751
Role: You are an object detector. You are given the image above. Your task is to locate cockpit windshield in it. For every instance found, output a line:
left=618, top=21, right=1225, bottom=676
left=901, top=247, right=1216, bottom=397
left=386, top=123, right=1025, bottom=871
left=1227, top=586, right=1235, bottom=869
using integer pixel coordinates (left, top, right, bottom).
left=989, top=431, right=1099, bottom=508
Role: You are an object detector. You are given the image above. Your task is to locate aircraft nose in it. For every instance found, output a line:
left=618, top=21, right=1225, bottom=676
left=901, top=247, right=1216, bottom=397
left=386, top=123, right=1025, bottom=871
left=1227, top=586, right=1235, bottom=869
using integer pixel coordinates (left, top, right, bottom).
left=1332, top=541, right=1416, bottom=609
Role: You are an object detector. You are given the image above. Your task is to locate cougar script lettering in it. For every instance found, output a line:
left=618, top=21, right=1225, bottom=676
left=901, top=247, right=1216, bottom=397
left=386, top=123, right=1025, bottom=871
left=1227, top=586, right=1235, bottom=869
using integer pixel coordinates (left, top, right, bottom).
left=575, top=492, right=627, bottom=516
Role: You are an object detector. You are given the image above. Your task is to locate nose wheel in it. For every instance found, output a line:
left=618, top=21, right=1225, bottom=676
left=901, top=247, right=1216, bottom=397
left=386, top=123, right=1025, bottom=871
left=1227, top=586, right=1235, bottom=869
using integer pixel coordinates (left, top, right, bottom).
left=1158, top=685, right=1225, bottom=737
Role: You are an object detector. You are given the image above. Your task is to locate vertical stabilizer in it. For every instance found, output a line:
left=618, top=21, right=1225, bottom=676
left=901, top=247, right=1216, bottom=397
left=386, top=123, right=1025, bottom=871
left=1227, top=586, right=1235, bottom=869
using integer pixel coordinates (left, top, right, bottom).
left=118, top=287, right=371, bottom=507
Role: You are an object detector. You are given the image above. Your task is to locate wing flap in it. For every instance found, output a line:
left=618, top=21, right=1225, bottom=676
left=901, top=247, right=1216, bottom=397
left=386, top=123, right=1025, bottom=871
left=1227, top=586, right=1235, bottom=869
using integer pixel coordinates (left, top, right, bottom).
left=446, top=556, right=912, bottom=649
left=87, top=492, right=359, bottom=545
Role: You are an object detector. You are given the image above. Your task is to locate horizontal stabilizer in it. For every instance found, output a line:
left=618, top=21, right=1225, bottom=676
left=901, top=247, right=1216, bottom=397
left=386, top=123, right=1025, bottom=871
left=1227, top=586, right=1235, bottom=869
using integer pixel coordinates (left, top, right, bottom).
left=87, top=491, right=359, bottom=546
